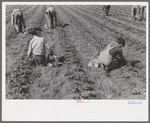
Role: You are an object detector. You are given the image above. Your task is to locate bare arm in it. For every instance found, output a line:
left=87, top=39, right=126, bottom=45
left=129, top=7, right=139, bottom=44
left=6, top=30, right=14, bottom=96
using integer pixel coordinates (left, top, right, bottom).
left=28, top=42, right=32, bottom=58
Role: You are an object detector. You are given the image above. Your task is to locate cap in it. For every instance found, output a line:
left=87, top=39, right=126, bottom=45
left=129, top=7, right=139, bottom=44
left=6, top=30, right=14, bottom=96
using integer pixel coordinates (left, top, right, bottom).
left=28, top=28, right=37, bottom=35
left=116, top=38, right=125, bottom=47
left=27, top=27, right=42, bottom=35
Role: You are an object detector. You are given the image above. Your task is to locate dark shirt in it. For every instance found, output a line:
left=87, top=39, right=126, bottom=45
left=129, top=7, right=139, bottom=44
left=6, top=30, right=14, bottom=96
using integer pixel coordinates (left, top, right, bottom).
left=109, top=46, right=123, bottom=58
left=109, top=46, right=126, bottom=65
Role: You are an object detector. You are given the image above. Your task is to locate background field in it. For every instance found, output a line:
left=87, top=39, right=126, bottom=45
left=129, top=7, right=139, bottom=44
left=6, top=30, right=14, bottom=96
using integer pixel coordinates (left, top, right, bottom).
left=5, top=5, right=146, bottom=99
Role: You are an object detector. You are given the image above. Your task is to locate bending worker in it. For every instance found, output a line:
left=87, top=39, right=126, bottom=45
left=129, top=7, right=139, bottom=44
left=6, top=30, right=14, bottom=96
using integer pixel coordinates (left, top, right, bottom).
left=11, top=9, right=26, bottom=33
left=27, top=28, right=58, bottom=66
left=130, top=5, right=140, bottom=21
left=140, top=5, right=146, bottom=21
left=88, top=38, right=126, bottom=75
left=45, top=7, right=57, bottom=29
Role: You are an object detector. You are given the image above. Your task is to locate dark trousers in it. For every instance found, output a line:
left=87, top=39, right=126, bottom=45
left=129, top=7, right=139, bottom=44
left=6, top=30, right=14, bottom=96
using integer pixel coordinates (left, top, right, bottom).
left=14, top=15, right=25, bottom=33
left=47, top=12, right=57, bottom=29
left=103, top=5, right=110, bottom=16
left=31, top=54, right=46, bottom=66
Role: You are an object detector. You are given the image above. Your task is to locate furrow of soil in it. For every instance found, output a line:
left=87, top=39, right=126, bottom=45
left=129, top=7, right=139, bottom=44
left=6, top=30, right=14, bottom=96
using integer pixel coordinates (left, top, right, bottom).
left=82, top=5, right=130, bottom=17
left=75, top=5, right=146, bottom=33
left=111, top=5, right=131, bottom=14
left=88, top=5, right=132, bottom=14
left=6, top=5, right=21, bottom=11
left=62, top=5, right=146, bottom=82
left=56, top=5, right=98, bottom=99
left=58, top=6, right=100, bottom=61
left=56, top=6, right=111, bottom=99
left=82, top=5, right=146, bottom=26
left=6, top=5, right=26, bottom=15
left=65, top=5, right=146, bottom=56
left=58, top=5, right=146, bottom=99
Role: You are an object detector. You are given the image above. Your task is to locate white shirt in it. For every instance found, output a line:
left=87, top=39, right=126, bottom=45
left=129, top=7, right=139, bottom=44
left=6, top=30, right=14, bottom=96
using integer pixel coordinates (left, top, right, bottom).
left=28, top=36, right=46, bottom=56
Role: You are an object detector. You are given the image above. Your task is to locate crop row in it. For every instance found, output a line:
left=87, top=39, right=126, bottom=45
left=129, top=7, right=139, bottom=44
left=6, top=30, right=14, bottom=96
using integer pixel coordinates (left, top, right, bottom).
left=57, top=6, right=142, bottom=99
left=69, top=5, right=146, bottom=52
left=65, top=5, right=146, bottom=53
left=60, top=5, right=146, bottom=82
left=97, top=5, right=145, bottom=25
left=75, top=5, right=145, bottom=33
left=60, top=6, right=109, bottom=50
left=6, top=5, right=21, bottom=11
left=110, top=5, right=131, bottom=14
left=86, top=5, right=131, bottom=17
left=82, top=5, right=145, bottom=26
left=63, top=6, right=146, bottom=97
left=52, top=6, right=97, bottom=99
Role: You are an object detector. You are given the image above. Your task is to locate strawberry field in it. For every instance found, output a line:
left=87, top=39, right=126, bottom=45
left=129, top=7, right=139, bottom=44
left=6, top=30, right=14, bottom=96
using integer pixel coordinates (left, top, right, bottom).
left=5, top=5, right=146, bottom=99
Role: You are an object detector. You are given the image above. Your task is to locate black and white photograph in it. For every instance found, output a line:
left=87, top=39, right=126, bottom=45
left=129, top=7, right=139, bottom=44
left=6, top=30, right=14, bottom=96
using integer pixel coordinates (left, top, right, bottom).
left=2, top=1, right=148, bottom=121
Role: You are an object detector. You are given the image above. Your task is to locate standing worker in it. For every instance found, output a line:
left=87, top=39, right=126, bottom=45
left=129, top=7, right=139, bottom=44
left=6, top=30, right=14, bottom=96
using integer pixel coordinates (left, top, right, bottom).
left=45, top=7, right=57, bottom=29
left=11, top=9, right=26, bottom=33
left=103, top=5, right=111, bottom=16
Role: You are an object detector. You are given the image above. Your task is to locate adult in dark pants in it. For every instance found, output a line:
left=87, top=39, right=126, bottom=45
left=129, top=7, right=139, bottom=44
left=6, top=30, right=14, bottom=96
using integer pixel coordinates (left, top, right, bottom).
left=11, top=9, right=26, bottom=33
left=103, top=5, right=111, bottom=16
left=45, top=7, right=57, bottom=29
